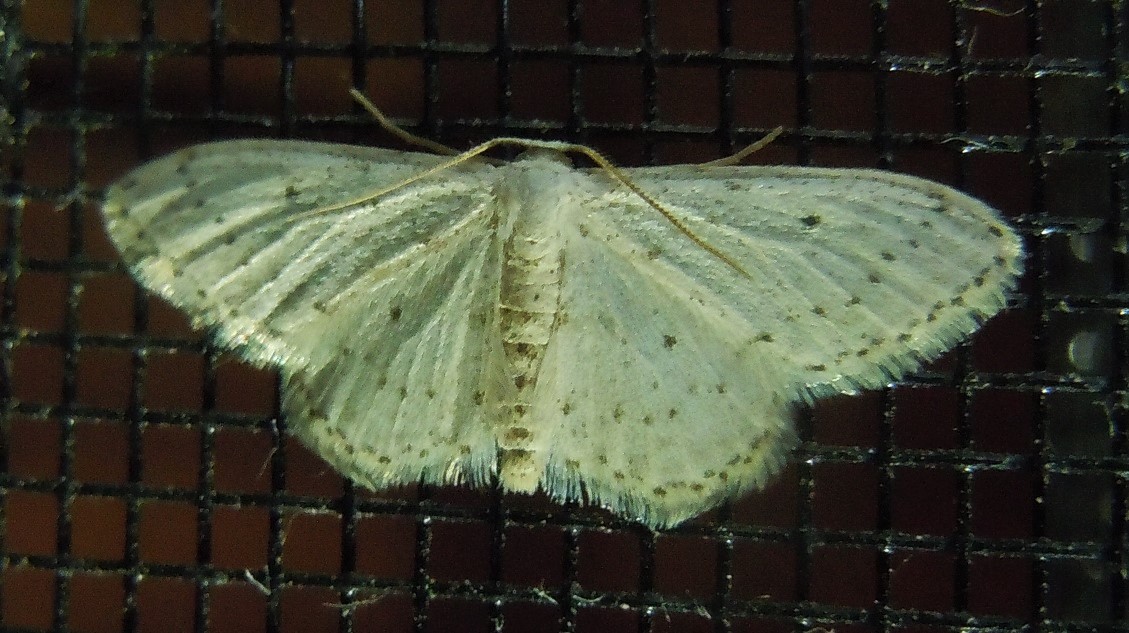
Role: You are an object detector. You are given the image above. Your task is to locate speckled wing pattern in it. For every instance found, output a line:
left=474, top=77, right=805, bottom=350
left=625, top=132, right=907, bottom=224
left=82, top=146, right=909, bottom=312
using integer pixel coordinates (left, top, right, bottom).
left=103, top=140, right=1022, bottom=528
left=536, top=165, right=1021, bottom=526
left=103, top=141, right=512, bottom=490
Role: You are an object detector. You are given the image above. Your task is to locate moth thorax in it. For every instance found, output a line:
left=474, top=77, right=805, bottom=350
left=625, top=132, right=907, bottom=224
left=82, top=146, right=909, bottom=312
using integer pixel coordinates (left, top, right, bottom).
left=496, top=204, right=563, bottom=492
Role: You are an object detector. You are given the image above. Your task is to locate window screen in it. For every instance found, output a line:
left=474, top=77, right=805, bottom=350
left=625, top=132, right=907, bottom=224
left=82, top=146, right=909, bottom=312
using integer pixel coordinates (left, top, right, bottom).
left=2, top=2, right=1122, bottom=632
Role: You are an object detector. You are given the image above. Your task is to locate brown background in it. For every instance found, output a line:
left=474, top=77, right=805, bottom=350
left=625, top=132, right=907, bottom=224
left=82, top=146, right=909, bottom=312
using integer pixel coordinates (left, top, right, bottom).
left=1, top=1, right=1123, bottom=632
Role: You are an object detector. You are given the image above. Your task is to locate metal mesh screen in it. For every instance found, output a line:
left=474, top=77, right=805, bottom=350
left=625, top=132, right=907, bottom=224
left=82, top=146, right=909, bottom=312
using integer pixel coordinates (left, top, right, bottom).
left=1, top=1, right=1124, bottom=632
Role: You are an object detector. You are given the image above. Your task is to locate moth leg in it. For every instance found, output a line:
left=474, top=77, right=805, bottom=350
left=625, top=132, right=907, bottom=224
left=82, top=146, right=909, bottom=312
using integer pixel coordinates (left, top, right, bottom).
left=349, top=88, right=463, bottom=157
left=699, top=126, right=785, bottom=167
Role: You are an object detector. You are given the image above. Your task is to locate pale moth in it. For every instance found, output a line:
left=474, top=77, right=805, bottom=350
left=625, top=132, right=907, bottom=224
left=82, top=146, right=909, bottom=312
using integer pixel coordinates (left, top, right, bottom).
left=102, top=98, right=1023, bottom=528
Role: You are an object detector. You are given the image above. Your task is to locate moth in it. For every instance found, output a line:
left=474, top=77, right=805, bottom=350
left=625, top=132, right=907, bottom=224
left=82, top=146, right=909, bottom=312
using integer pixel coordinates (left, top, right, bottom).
left=102, top=116, right=1022, bottom=527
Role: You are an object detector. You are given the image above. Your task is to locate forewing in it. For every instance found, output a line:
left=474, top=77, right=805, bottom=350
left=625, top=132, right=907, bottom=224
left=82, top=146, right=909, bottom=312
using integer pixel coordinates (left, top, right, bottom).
left=533, top=165, right=1021, bottom=527
left=596, top=165, right=1022, bottom=394
left=103, top=140, right=510, bottom=488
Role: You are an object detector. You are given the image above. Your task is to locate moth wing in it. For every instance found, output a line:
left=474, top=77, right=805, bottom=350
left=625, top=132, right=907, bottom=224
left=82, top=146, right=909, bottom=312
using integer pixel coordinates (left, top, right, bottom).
left=103, top=140, right=513, bottom=488
left=614, top=165, right=1024, bottom=393
left=532, top=165, right=1022, bottom=527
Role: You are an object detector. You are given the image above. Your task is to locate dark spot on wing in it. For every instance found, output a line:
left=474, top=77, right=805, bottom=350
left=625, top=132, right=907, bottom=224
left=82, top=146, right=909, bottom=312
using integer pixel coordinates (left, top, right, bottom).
left=801, top=214, right=822, bottom=228
left=505, top=427, right=531, bottom=442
